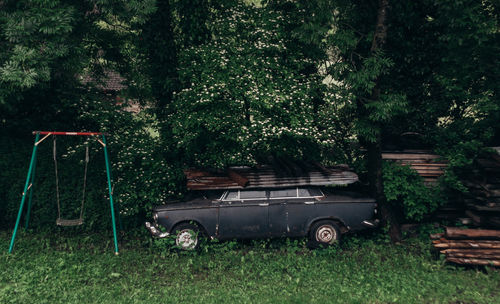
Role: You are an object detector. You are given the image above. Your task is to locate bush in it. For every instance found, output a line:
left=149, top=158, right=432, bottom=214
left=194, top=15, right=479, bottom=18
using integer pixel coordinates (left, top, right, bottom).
left=382, top=161, right=442, bottom=221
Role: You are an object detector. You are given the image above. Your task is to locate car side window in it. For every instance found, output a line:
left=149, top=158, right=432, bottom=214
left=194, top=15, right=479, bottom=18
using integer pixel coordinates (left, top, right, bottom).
left=240, top=190, right=266, bottom=200
left=298, top=188, right=310, bottom=197
left=270, top=189, right=297, bottom=198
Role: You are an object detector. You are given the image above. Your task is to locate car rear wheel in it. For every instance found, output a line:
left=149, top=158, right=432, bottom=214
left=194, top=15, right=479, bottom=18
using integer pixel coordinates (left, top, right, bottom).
left=173, top=223, right=201, bottom=250
left=308, top=220, right=341, bottom=248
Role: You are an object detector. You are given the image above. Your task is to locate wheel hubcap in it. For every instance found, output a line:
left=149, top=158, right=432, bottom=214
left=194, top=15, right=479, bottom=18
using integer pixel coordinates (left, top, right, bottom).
left=175, top=229, right=198, bottom=250
left=316, top=225, right=336, bottom=243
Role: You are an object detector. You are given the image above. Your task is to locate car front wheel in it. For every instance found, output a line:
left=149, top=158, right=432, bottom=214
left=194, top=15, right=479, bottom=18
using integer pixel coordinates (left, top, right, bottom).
left=308, top=220, right=341, bottom=248
left=173, top=223, right=201, bottom=250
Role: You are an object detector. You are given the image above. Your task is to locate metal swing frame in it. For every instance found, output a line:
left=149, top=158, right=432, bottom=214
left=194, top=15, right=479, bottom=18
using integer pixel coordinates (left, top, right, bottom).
left=8, top=131, right=120, bottom=255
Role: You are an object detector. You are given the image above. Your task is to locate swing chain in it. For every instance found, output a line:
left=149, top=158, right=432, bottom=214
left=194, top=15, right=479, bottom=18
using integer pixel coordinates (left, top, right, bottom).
left=53, top=135, right=90, bottom=226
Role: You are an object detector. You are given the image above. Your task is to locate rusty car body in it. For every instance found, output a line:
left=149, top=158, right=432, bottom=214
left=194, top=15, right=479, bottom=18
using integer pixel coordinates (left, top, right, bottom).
left=145, top=187, right=378, bottom=250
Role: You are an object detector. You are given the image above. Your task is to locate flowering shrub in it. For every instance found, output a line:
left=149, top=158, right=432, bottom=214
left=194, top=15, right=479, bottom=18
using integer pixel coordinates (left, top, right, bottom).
left=75, top=96, right=185, bottom=226
left=168, top=3, right=335, bottom=168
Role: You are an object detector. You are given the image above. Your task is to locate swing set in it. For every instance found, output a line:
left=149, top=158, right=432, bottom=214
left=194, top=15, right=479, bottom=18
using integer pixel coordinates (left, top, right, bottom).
left=8, top=131, right=120, bottom=255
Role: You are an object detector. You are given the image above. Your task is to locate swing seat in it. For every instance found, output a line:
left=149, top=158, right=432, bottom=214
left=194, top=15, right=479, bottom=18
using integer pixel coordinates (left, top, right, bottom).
left=56, top=218, right=84, bottom=226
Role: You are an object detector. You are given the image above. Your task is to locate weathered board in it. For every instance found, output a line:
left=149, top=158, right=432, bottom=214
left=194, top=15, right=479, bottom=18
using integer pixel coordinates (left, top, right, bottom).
left=185, top=160, right=359, bottom=190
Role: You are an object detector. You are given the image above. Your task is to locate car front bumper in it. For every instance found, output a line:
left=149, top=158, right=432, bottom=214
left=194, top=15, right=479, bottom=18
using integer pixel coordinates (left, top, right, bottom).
left=145, top=221, right=170, bottom=238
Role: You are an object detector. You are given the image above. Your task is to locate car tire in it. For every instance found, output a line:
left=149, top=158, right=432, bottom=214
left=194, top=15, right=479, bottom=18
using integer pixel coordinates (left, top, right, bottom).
left=173, top=222, right=201, bottom=251
left=308, top=220, right=341, bottom=248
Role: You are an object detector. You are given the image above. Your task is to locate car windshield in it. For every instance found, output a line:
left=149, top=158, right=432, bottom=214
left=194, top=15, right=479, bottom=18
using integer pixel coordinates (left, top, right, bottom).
left=224, top=191, right=239, bottom=200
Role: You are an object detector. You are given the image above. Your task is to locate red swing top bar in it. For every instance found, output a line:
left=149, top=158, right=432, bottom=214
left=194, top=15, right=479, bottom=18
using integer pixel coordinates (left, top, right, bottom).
left=33, top=131, right=104, bottom=136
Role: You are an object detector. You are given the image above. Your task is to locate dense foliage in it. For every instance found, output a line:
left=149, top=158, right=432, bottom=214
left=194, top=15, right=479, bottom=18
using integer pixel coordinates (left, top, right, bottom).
left=169, top=3, right=329, bottom=167
left=382, top=162, right=441, bottom=221
left=1, top=0, right=498, bottom=231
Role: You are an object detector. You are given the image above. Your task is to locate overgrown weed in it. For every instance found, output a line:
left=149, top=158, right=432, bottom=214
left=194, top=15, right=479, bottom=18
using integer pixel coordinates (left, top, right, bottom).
left=1, top=230, right=498, bottom=304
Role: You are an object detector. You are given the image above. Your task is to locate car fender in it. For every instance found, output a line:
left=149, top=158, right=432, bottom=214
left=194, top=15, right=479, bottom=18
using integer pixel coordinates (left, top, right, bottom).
left=169, top=218, right=215, bottom=238
left=306, top=216, right=348, bottom=235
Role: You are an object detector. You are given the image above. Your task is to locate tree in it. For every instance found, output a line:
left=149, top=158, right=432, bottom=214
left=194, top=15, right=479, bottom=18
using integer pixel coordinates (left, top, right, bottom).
left=324, top=0, right=498, bottom=239
left=0, top=0, right=155, bottom=133
left=167, top=2, right=333, bottom=168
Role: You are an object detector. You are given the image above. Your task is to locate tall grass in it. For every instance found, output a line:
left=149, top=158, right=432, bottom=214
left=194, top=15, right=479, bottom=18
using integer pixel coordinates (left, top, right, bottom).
left=1, top=230, right=499, bottom=304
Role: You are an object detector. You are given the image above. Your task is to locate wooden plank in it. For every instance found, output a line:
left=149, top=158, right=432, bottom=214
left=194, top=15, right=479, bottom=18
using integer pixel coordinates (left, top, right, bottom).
left=440, top=248, right=500, bottom=255
left=430, top=233, right=444, bottom=240
left=465, top=210, right=483, bottom=225
left=188, top=176, right=236, bottom=181
left=467, top=204, right=500, bottom=212
left=415, top=172, right=445, bottom=176
left=447, top=252, right=500, bottom=259
left=382, top=153, right=441, bottom=160
left=432, top=240, right=500, bottom=249
left=398, top=159, right=447, bottom=164
left=188, top=185, right=242, bottom=190
left=243, top=172, right=356, bottom=178
left=244, top=176, right=358, bottom=183
left=418, top=173, right=444, bottom=177
left=445, top=227, right=500, bottom=240
left=410, top=167, right=447, bottom=172
left=185, top=162, right=359, bottom=190
left=409, top=163, right=448, bottom=167
left=423, top=178, right=439, bottom=183
left=227, top=169, right=249, bottom=187
left=447, top=257, right=500, bottom=266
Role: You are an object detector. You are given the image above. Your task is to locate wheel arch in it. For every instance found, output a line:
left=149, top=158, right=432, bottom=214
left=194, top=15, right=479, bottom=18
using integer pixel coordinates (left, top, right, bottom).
left=170, top=219, right=210, bottom=237
left=307, top=217, right=349, bottom=235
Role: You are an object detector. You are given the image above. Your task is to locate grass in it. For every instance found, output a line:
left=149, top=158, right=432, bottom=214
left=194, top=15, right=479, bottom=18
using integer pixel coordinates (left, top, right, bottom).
left=0, top=229, right=499, bottom=304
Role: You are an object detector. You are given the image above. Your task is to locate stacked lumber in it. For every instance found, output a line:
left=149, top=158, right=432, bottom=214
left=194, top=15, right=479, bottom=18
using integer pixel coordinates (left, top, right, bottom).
left=431, top=227, right=500, bottom=266
left=381, top=150, right=447, bottom=185
left=184, top=159, right=359, bottom=190
left=460, top=149, right=500, bottom=228
left=184, top=169, right=242, bottom=190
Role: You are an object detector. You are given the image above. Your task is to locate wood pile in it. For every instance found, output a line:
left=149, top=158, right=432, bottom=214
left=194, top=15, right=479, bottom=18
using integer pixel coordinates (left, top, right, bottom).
left=460, top=149, right=500, bottom=228
left=431, top=227, right=500, bottom=266
left=381, top=148, right=500, bottom=227
left=381, top=150, right=467, bottom=221
left=381, top=150, right=447, bottom=185
left=184, top=159, right=359, bottom=190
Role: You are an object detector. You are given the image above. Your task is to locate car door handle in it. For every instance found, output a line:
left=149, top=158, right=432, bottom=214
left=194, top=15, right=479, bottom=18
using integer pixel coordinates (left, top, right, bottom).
left=304, top=201, right=315, bottom=205
left=259, top=203, right=269, bottom=207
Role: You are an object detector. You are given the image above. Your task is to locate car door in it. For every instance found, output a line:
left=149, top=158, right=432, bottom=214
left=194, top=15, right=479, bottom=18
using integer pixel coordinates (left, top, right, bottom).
left=268, top=188, right=295, bottom=237
left=285, top=188, right=318, bottom=237
left=217, top=190, right=269, bottom=239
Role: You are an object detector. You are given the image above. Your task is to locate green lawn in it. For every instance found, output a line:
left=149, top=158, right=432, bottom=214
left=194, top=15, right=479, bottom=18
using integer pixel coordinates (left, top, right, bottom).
left=0, top=230, right=498, bottom=304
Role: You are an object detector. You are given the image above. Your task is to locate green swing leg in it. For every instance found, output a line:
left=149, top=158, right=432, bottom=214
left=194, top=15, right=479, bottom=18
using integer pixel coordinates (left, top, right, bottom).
left=102, top=135, right=119, bottom=255
left=25, top=146, right=38, bottom=230
left=108, top=165, right=123, bottom=232
left=9, top=133, right=40, bottom=253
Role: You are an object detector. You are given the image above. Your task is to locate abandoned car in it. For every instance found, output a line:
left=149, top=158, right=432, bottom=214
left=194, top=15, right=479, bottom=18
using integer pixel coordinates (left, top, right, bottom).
left=145, top=187, right=378, bottom=250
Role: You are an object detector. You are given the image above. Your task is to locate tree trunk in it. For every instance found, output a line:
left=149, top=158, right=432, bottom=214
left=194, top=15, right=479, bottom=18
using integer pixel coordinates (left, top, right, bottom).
left=366, top=0, right=402, bottom=242
left=142, top=0, right=179, bottom=146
